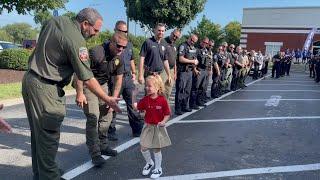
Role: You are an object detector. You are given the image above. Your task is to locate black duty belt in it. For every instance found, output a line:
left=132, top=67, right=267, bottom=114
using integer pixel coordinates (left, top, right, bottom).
left=144, top=68, right=162, bottom=76
left=123, top=71, right=132, bottom=76
left=29, top=70, right=64, bottom=87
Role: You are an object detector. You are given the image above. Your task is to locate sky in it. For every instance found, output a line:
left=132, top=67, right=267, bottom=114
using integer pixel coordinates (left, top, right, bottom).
left=1, top=0, right=320, bottom=36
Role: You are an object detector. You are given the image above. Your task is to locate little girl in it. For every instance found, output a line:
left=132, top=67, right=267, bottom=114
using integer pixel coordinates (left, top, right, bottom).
left=135, top=75, right=171, bottom=179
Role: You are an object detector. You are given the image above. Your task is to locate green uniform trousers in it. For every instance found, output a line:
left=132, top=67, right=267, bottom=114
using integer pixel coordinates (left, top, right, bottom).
left=22, top=71, right=66, bottom=180
left=221, top=67, right=233, bottom=91
left=83, top=82, right=112, bottom=158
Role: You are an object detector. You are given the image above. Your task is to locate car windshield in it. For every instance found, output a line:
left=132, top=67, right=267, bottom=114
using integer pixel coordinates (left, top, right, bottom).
left=0, top=42, right=19, bottom=49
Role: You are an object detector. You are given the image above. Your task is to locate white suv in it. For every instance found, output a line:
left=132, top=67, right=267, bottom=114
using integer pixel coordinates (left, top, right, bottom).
left=0, top=41, right=20, bottom=52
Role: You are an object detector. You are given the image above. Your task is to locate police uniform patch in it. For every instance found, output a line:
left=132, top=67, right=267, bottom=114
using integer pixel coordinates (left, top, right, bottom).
left=79, top=47, right=88, bottom=61
left=174, top=47, right=176, bottom=52
left=114, top=58, right=120, bottom=66
left=179, top=45, right=184, bottom=53
left=161, top=45, right=165, bottom=51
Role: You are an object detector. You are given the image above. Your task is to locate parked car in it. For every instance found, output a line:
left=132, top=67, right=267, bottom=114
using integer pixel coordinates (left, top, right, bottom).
left=0, top=41, right=21, bottom=52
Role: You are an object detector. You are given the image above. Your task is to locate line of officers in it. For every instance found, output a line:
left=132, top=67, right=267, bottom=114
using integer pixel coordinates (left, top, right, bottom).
left=271, top=51, right=293, bottom=78
left=75, top=22, right=257, bottom=167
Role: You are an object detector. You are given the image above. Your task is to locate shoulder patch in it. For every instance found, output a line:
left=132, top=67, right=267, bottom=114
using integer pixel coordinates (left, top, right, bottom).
left=179, top=45, right=185, bottom=53
left=79, top=47, right=89, bottom=61
left=161, top=45, right=165, bottom=51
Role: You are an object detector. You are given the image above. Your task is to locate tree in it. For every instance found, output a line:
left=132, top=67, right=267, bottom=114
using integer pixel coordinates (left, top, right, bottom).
left=190, top=15, right=224, bottom=48
left=0, top=29, right=13, bottom=42
left=62, top=11, right=76, bottom=19
left=123, top=0, right=207, bottom=30
left=34, top=10, right=52, bottom=25
left=2, top=23, right=37, bottom=43
left=224, top=21, right=241, bottom=46
left=34, top=10, right=76, bottom=26
left=0, top=0, right=68, bottom=15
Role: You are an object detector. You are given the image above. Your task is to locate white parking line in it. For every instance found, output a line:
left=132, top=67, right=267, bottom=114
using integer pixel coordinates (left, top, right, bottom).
left=66, top=108, right=83, bottom=112
left=218, top=99, right=320, bottom=102
left=178, top=116, right=320, bottom=123
left=61, top=76, right=267, bottom=180
left=261, top=80, right=314, bottom=83
left=252, top=84, right=319, bottom=87
left=239, top=90, right=320, bottom=92
left=117, top=120, right=130, bottom=124
left=130, top=163, right=320, bottom=180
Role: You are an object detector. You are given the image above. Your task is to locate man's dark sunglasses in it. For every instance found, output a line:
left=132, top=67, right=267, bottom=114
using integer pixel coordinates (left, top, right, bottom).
left=116, top=43, right=127, bottom=49
left=117, top=29, right=128, bottom=33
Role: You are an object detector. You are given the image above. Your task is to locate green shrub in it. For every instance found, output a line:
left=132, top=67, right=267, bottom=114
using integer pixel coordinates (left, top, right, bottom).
left=0, top=48, right=31, bottom=70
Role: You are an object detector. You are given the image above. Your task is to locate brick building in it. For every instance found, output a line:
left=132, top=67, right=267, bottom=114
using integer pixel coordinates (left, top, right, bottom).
left=240, top=6, right=320, bottom=56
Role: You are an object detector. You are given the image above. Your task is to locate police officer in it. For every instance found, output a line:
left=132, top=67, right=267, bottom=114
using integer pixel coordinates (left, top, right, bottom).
left=235, top=46, right=247, bottom=88
left=309, top=55, right=316, bottom=78
left=211, top=46, right=222, bottom=98
left=108, top=21, right=144, bottom=140
left=138, top=23, right=171, bottom=85
left=272, top=51, right=281, bottom=78
left=160, top=29, right=181, bottom=100
left=220, top=42, right=232, bottom=93
left=190, top=37, right=209, bottom=109
left=202, top=40, right=214, bottom=102
left=21, top=8, right=120, bottom=180
left=228, top=44, right=238, bottom=90
left=75, top=32, right=127, bottom=167
left=315, top=55, right=320, bottom=83
left=175, top=34, right=199, bottom=115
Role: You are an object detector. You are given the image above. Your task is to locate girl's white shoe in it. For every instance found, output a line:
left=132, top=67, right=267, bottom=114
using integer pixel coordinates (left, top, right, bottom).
left=150, top=168, right=162, bottom=179
left=142, top=163, right=154, bottom=175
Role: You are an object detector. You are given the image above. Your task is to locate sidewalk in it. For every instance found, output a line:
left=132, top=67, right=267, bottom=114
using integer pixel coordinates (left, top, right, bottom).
left=2, top=89, right=76, bottom=107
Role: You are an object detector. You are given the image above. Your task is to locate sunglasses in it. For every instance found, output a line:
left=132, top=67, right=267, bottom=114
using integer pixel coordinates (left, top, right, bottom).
left=117, top=29, right=128, bottom=33
left=172, top=34, right=179, bottom=39
left=115, top=43, right=127, bottom=49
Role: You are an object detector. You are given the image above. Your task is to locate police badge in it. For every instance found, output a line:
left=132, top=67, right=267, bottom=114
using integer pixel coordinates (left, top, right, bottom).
left=114, top=58, right=120, bottom=66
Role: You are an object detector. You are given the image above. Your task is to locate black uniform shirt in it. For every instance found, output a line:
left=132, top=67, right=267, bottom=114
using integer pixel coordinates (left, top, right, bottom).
left=197, top=47, right=208, bottom=69
left=120, top=42, right=134, bottom=73
left=90, top=41, right=124, bottom=85
left=177, top=42, right=197, bottom=68
left=164, top=36, right=177, bottom=69
left=140, top=36, right=168, bottom=72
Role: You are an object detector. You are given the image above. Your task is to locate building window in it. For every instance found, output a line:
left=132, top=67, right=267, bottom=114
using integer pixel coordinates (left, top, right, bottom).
left=265, top=42, right=283, bottom=57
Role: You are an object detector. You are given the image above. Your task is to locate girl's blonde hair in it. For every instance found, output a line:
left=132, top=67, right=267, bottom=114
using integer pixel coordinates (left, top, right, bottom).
left=145, top=75, right=165, bottom=96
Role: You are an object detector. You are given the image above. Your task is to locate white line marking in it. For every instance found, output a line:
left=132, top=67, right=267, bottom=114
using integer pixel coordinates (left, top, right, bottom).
left=265, top=95, right=281, bottom=107
left=62, top=138, right=141, bottom=180
left=130, top=163, right=320, bottom=180
left=66, top=108, right=83, bottom=112
left=61, top=76, right=267, bottom=180
left=218, top=99, right=320, bottom=102
left=239, top=90, right=320, bottom=92
left=178, top=116, right=320, bottom=123
left=117, top=120, right=130, bottom=124
left=261, top=80, right=314, bottom=83
left=252, top=84, right=319, bottom=87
